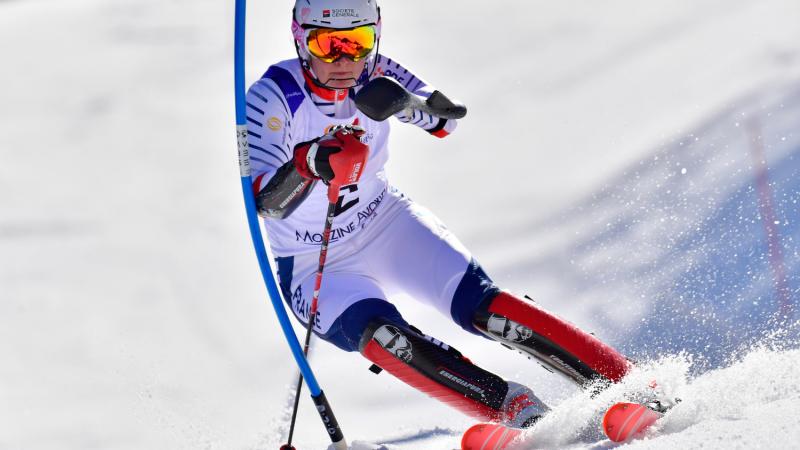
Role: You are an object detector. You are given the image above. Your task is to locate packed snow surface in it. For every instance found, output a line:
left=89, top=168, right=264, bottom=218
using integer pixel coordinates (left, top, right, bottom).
left=1, top=0, right=799, bottom=449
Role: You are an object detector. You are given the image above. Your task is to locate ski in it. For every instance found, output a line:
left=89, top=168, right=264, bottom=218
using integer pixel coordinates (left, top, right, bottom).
left=460, top=423, right=524, bottom=450
left=601, top=402, right=663, bottom=442
left=462, top=401, right=667, bottom=448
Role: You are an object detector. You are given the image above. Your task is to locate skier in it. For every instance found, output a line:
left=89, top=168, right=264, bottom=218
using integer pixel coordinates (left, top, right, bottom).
left=246, top=0, right=631, bottom=430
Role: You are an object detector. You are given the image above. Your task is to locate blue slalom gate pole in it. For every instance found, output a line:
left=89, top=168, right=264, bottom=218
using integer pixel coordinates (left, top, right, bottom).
left=233, top=1, right=346, bottom=448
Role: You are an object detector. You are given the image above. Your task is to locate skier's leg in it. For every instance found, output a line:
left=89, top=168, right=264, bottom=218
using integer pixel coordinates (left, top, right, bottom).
left=471, top=290, right=630, bottom=386
left=358, top=316, right=548, bottom=427
left=360, top=197, right=630, bottom=388
left=275, top=252, right=398, bottom=351
left=279, top=259, right=548, bottom=427
left=450, top=260, right=630, bottom=386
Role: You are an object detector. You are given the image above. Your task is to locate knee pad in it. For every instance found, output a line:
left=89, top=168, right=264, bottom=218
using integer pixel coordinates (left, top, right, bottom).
left=473, top=292, right=630, bottom=385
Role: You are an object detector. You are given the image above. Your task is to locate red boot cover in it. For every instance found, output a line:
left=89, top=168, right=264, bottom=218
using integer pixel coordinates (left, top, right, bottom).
left=484, top=292, right=630, bottom=383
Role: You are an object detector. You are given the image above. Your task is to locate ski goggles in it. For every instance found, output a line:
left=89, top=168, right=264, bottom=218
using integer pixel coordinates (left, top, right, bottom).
left=305, top=25, right=376, bottom=63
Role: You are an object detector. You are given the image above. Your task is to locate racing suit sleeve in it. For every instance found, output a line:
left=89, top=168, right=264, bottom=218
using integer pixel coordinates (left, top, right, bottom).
left=370, top=55, right=458, bottom=138
left=245, top=77, right=316, bottom=219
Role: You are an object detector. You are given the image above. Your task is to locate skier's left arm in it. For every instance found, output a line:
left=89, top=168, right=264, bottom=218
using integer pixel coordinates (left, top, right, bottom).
left=370, top=55, right=458, bottom=138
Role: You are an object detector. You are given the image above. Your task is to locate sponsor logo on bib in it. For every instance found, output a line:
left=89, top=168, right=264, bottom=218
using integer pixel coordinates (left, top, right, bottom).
left=267, top=117, right=282, bottom=131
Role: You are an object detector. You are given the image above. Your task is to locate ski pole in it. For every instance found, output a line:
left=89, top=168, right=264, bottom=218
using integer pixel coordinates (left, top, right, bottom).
left=233, top=1, right=346, bottom=449
left=283, top=184, right=340, bottom=450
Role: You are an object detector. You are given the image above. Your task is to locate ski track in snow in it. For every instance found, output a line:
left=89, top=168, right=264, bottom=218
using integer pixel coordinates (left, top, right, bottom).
left=2, top=0, right=800, bottom=449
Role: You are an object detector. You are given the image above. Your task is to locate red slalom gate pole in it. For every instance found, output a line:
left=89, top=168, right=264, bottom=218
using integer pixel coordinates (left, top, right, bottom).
left=746, top=119, right=793, bottom=322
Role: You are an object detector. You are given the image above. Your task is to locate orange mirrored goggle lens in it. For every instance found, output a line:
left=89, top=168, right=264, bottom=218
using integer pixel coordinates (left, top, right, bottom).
left=306, top=26, right=376, bottom=63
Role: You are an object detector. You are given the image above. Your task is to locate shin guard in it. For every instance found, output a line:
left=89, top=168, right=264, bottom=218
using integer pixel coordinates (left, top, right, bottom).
left=473, top=292, right=630, bottom=386
left=359, top=319, right=547, bottom=425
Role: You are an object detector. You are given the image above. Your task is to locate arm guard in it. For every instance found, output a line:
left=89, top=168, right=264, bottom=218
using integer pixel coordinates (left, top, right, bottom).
left=370, top=55, right=459, bottom=138
left=255, top=160, right=317, bottom=219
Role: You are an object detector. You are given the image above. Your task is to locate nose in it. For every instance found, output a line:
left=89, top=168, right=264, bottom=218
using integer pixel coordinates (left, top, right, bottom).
left=332, top=55, right=359, bottom=66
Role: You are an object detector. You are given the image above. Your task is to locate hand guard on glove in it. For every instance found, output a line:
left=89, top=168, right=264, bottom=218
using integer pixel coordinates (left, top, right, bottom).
left=293, top=125, right=369, bottom=187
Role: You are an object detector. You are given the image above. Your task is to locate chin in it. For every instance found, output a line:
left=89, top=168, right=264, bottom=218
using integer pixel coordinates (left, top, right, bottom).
left=326, top=79, right=357, bottom=89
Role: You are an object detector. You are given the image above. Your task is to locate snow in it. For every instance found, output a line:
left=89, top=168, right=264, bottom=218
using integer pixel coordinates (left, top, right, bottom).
left=1, top=0, right=799, bottom=449
left=512, top=339, right=800, bottom=449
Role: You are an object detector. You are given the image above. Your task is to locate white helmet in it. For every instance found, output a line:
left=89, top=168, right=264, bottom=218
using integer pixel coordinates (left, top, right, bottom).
left=292, top=0, right=381, bottom=87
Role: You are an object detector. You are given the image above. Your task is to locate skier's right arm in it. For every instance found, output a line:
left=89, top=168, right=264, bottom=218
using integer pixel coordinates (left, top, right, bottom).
left=246, top=81, right=368, bottom=218
left=253, top=126, right=369, bottom=218
left=246, top=79, right=314, bottom=219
